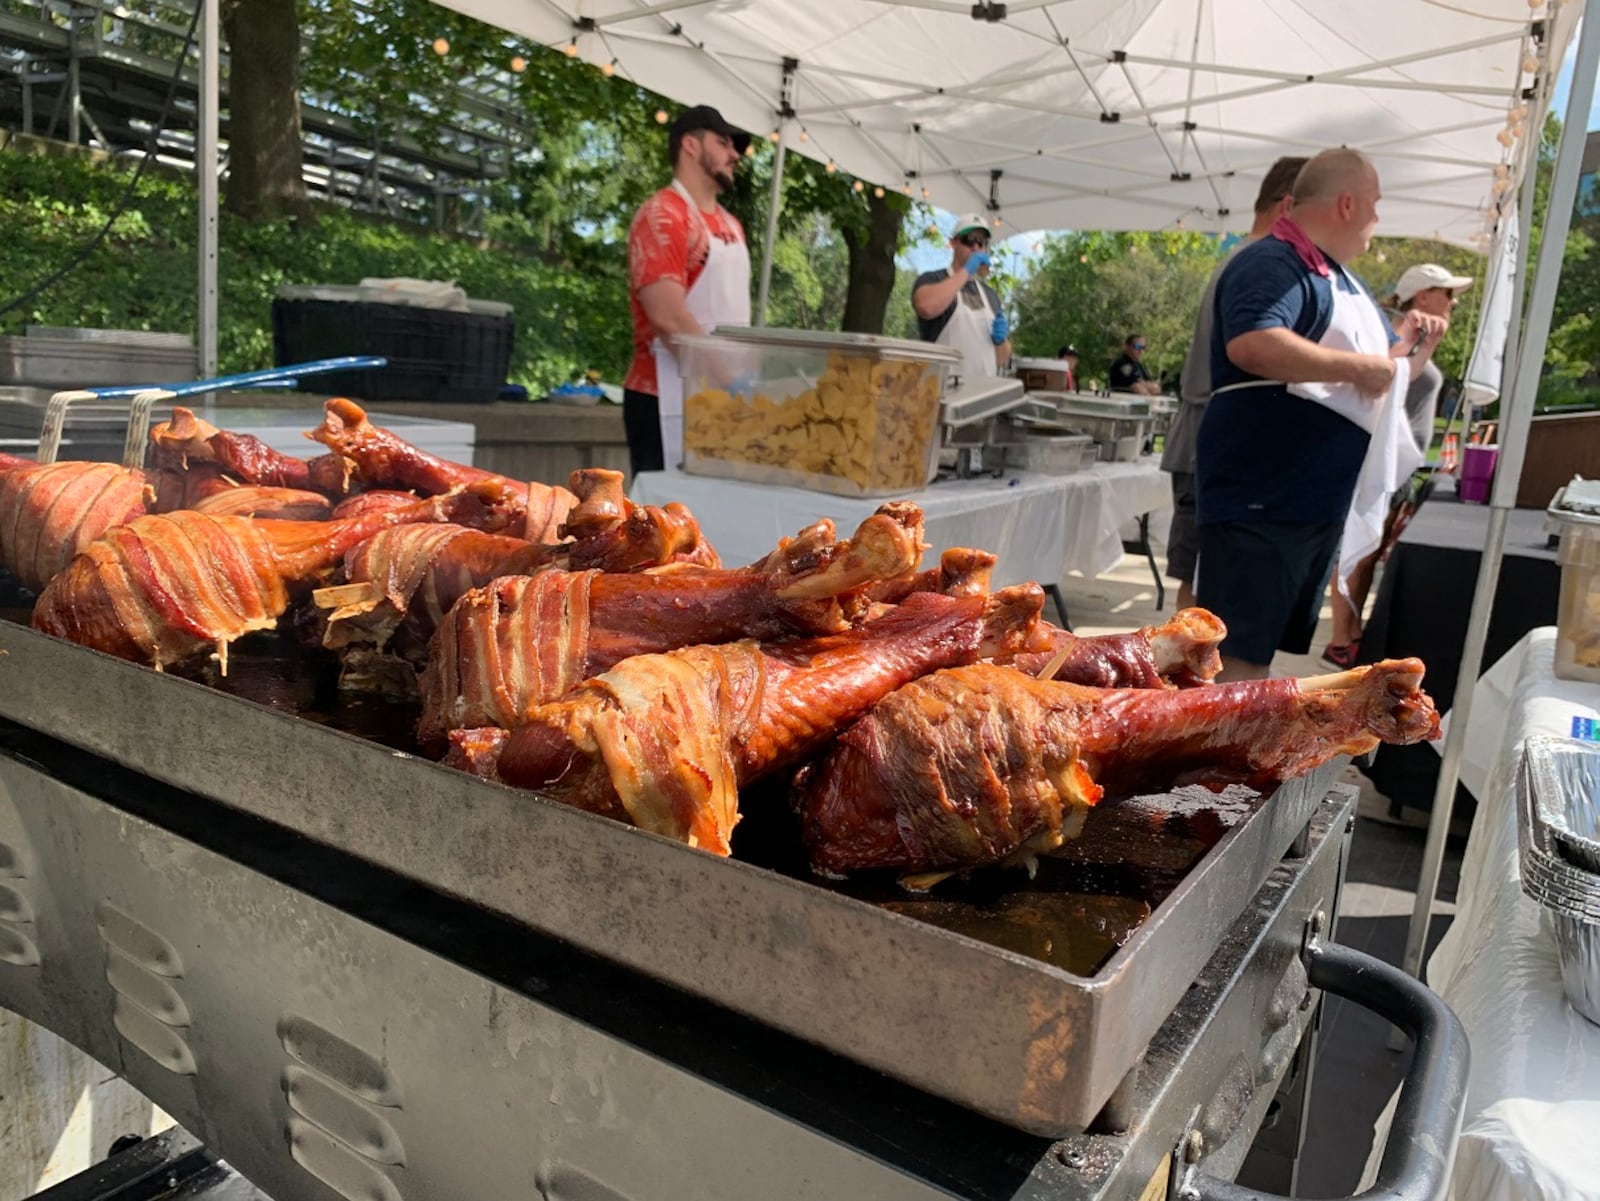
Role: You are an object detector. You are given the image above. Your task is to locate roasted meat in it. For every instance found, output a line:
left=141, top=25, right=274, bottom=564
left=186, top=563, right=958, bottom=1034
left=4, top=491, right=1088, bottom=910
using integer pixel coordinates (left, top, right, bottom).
left=190, top=486, right=333, bottom=521
left=447, top=585, right=1047, bottom=854
left=794, top=659, right=1441, bottom=878
left=417, top=506, right=926, bottom=748
left=32, top=487, right=493, bottom=671
left=0, top=460, right=152, bottom=593
left=150, top=406, right=348, bottom=496
left=1013, top=608, right=1228, bottom=690
left=309, top=397, right=577, bottom=542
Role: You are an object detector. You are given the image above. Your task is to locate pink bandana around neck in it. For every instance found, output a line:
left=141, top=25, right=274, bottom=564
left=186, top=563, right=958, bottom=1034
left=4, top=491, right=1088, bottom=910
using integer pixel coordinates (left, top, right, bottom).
left=1269, top=215, right=1331, bottom=278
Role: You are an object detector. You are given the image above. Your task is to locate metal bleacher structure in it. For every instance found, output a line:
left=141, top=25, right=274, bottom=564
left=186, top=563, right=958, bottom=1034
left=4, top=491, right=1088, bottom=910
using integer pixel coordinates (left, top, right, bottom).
left=0, top=0, right=527, bottom=232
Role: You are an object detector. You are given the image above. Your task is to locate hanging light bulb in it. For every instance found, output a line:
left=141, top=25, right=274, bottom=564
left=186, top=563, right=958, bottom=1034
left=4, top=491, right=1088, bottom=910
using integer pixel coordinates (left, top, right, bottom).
left=1493, top=178, right=1513, bottom=195
left=1496, top=128, right=1514, bottom=148
left=798, top=130, right=809, bottom=143
left=1510, top=121, right=1525, bottom=140
left=602, top=59, right=617, bottom=77
left=825, top=160, right=836, bottom=173
left=564, top=38, right=580, bottom=58
left=853, top=180, right=864, bottom=192
left=1510, top=102, right=1528, bottom=121
left=873, top=186, right=884, bottom=198
left=768, top=129, right=781, bottom=144
left=432, top=37, right=450, bottom=56
left=1030, top=241, right=1041, bottom=253
left=655, top=109, right=669, bottom=124
left=1494, top=163, right=1509, bottom=179
left=1176, top=217, right=1186, bottom=230
left=992, top=215, right=1002, bottom=227
left=920, top=187, right=930, bottom=200
left=1080, top=254, right=1089, bottom=264
left=1523, top=54, right=1539, bottom=74
left=743, top=143, right=755, bottom=158
left=902, top=183, right=912, bottom=196
left=509, top=54, right=527, bottom=73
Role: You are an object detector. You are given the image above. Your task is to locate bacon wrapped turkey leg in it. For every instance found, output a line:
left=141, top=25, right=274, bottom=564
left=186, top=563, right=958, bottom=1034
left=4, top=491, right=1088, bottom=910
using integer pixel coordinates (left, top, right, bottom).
left=32, top=486, right=496, bottom=671
left=309, top=397, right=577, bottom=542
left=447, top=585, right=1047, bottom=854
left=417, top=505, right=926, bottom=748
left=795, top=659, right=1440, bottom=878
left=0, top=460, right=152, bottom=593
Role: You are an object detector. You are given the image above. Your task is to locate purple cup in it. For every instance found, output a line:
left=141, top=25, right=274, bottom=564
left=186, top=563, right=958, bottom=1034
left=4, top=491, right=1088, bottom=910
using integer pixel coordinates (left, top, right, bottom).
left=1461, top=444, right=1499, bottom=483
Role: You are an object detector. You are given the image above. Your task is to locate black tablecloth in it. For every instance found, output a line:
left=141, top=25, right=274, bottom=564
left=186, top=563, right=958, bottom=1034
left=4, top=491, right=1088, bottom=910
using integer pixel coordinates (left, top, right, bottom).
left=1358, top=483, right=1560, bottom=812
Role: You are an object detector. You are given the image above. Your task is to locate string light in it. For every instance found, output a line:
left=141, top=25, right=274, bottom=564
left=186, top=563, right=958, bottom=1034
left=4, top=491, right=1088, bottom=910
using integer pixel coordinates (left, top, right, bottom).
left=1497, top=128, right=1514, bottom=148
left=902, top=183, right=913, bottom=196
left=602, top=59, right=617, bottom=76
left=509, top=54, right=527, bottom=73
left=992, top=216, right=1002, bottom=227
left=853, top=180, right=864, bottom=192
left=1523, top=54, right=1539, bottom=74
left=768, top=129, right=781, bottom=144
left=743, top=143, right=755, bottom=158
left=798, top=130, right=809, bottom=143
left=1493, top=178, right=1513, bottom=195
left=1510, top=121, right=1525, bottom=140
left=1080, top=254, right=1089, bottom=263
left=432, top=37, right=450, bottom=55
left=825, top=160, right=836, bottom=173
left=873, top=186, right=884, bottom=198
left=564, top=38, right=580, bottom=57
left=655, top=110, right=669, bottom=124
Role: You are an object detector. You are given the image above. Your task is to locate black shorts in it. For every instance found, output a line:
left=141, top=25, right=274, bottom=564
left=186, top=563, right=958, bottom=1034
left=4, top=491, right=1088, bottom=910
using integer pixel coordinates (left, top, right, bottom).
left=623, top=388, right=664, bottom=477
left=1166, top=471, right=1199, bottom=585
left=1194, top=521, right=1342, bottom=666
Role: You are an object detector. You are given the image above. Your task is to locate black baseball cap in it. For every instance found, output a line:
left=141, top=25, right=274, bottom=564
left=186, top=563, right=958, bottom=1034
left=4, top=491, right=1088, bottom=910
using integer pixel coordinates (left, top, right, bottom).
left=668, top=105, right=751, bottom=155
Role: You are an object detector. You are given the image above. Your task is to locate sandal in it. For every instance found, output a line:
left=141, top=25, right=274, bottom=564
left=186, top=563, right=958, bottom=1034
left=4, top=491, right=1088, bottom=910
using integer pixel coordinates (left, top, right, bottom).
left=1321, top=640, right=1361, bottom=669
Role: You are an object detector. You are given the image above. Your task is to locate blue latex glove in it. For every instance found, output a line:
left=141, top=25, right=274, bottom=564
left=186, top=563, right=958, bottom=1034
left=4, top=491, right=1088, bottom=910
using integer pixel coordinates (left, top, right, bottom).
left=964, top=251, right=992, bottom=278
left=990, top=312, right=1009, bottom=346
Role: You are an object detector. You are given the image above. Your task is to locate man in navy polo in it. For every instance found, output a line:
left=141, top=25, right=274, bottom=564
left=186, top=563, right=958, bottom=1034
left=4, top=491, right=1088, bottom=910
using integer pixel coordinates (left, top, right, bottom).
left=1194, top=148, right=1445, bottom=681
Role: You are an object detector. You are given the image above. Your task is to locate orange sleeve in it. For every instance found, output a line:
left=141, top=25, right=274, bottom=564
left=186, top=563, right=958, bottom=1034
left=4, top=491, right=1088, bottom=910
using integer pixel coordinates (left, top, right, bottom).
left=629, top=192, right=691, bottom=293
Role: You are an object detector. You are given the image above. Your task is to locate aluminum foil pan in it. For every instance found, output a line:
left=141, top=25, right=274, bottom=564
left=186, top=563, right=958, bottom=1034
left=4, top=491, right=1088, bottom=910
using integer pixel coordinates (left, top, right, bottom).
left=1517, top=735, right=1600, bottom=1024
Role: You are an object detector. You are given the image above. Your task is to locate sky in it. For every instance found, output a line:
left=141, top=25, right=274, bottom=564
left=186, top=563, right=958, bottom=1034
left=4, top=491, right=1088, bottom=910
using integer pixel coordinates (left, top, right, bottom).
left=904, top=34, right=1599, bottom=277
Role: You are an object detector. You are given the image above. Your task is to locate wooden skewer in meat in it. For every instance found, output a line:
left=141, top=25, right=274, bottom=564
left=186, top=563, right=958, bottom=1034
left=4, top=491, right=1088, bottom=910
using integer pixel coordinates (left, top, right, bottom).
left=793, top=659, right=1441, bottom=879
left=446, top=585, right=1048, bottom=855
left=309, top=397, right=577, bottom=542
left=417, top=505, right=928, bottom=750
left=0, top=459, right=152, bottom=593
left=32, top=484, right=498, bottom=671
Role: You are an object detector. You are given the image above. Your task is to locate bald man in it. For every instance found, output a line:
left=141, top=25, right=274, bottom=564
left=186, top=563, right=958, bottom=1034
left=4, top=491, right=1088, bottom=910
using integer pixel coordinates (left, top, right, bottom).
left=1192, top=149, right=1446, bottom=680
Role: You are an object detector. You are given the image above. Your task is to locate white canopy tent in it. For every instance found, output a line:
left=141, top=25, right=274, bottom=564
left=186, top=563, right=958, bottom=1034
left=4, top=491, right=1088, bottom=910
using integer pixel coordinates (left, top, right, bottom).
left=432, top=0, right=1567, bottom=248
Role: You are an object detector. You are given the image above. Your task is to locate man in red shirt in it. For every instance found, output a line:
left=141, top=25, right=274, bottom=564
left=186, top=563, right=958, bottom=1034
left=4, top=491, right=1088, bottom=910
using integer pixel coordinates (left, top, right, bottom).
left=624, top=105, right=752, bottom=476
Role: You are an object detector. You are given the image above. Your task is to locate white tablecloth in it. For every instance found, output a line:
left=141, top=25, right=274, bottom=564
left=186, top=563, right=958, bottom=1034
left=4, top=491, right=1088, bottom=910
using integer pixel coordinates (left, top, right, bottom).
left=1367, top=629, right=1600, bottom=1201
left=631, top=462, right=1171, bottom=588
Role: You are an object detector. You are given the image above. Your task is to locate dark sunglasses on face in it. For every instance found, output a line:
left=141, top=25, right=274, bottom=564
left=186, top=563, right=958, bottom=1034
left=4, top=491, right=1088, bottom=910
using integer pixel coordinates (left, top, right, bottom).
left=1132, top=342, right=1146, bottom=351
left=959, top=235, right=989, bottom=249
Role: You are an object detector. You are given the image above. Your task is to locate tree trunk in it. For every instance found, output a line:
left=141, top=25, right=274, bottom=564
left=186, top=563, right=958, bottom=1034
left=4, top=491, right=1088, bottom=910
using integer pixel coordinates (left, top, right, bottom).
left=222, top=0, right=310, bottom=220
left=841, top=193, right=903, bottom=334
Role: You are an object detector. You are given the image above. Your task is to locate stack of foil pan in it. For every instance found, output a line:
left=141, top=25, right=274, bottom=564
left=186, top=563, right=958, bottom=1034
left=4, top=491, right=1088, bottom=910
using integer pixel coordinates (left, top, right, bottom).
left=1516, top=735, right=1600, bottom=1023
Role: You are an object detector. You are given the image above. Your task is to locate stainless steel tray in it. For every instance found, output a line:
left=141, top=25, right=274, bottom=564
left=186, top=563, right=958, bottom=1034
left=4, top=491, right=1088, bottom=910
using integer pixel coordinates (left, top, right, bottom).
left=0, top=614, right=1335, bottom=1136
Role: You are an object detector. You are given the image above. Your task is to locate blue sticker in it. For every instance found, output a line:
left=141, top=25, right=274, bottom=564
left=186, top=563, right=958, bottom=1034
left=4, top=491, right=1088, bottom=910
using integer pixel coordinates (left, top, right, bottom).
left=1572, top=716, right=1600, bottom=741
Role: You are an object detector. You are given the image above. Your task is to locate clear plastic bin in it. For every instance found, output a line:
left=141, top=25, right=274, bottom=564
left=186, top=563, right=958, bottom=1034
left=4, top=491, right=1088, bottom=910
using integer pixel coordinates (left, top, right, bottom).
left=678, top=327, right=959, bottom=498
left=1548, top=489, right=1600, bottom=684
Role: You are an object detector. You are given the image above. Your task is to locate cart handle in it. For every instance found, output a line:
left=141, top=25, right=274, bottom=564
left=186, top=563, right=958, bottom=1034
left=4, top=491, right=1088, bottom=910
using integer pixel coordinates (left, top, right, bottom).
left=1182, top=939, right=1469, bottom=1201
left=35, top=356, right=387, bottom=465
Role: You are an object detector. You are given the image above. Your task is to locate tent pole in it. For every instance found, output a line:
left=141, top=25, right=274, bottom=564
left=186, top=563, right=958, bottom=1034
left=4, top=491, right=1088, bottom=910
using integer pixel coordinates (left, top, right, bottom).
left=1399, top=5, right=1600, bottom=985
left=755, top=123, right=787, bottom=328
left=197, top=0, right=220, bottom=393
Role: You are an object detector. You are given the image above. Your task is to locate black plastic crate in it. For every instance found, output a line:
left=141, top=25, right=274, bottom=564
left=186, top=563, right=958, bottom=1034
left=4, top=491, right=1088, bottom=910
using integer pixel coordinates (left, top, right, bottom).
left=272, top=297, right=515, bottom=403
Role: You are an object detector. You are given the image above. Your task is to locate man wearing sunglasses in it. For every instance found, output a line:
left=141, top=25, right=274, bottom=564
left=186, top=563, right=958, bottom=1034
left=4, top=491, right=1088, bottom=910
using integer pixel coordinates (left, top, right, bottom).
left=912, top=214, right=1012, bottom=379
left=1109, top=334, right=1162, bottom=396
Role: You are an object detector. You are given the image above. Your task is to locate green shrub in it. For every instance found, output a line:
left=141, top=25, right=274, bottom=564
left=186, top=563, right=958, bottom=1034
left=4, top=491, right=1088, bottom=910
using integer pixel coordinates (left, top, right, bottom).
left=0, top=149, right=632, bottom=394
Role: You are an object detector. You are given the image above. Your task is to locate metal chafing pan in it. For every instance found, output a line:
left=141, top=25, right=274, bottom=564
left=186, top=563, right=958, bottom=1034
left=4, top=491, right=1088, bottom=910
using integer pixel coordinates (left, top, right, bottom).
left=0, top=597, right=1336, bottom=1136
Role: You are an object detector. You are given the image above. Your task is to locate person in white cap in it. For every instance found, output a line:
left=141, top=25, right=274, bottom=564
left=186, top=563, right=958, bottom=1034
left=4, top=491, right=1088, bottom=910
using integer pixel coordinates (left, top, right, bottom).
left=1321, top=261, right=1470, bottom=667
left=911, top=214, right=1012, bottom=379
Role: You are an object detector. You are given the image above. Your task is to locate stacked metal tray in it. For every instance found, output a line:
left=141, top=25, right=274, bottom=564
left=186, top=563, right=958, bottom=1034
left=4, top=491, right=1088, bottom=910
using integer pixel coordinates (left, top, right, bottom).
left=1515, top=734, right=1600, bottom=1023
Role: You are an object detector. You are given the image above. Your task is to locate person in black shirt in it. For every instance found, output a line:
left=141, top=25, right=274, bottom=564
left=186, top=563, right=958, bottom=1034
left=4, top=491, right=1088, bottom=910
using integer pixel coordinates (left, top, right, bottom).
left=1108, top=334, right=1161, bottom=395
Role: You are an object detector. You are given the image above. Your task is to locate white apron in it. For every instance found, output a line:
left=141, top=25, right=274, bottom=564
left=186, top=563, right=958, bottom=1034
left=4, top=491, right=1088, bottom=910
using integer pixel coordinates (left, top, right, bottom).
left=650, top=180, right=751, bottom=469
left=937, top=276, right=999, bottom=381
left=1214, top=266, right=1418, bottom=599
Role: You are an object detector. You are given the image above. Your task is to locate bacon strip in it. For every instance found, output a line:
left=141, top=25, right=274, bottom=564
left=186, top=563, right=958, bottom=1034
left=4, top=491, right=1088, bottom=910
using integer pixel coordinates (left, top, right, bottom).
left=0, top=461, right=151, bottom=593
